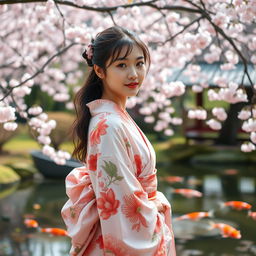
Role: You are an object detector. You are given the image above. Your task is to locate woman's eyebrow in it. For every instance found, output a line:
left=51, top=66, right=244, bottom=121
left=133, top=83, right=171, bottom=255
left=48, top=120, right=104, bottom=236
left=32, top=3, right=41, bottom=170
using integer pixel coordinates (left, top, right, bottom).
left=115, top=56, right=145, bottom=61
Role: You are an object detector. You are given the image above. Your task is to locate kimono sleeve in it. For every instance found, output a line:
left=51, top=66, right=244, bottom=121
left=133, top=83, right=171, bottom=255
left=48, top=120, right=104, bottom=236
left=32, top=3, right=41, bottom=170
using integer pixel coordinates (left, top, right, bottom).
left=87, top=121, right=172, bottom=256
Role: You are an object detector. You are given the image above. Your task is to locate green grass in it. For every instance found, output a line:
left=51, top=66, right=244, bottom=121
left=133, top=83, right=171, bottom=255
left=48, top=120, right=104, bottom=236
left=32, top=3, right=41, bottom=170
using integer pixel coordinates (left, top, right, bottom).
left=1, top=127, right=181, bottom=165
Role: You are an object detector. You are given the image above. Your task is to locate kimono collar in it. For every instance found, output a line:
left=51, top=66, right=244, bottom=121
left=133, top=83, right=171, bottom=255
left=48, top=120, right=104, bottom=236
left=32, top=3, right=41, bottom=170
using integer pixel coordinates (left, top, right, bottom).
left=86, top=99, right=127, bottom=117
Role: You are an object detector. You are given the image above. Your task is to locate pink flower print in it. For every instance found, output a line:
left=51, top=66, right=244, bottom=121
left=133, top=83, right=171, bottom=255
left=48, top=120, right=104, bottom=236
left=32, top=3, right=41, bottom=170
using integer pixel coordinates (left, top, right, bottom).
left=89, top=118, right=108, bottom=146
left=88, top=154, right=97, bottom=171
left=97, top=188, right=120, bottom=220
left=153, top=235, right=167, bottom=256
left=134, top=154, right=142, bottom=176
left=96, top=235, right=104, bottom=249
left=103, top=234, right=136, bottom=256
left=121, top=191, right=148, bottom=232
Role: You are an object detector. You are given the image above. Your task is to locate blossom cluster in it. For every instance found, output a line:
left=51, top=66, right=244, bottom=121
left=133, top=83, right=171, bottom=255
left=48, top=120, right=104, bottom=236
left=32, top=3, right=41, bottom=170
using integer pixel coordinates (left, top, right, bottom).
left=0, top=0, right=256, bottom=161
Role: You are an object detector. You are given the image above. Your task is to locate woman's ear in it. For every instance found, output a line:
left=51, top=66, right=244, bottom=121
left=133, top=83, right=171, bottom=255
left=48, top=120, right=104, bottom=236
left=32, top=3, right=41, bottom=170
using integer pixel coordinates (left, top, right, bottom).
left=94, top=64, right=105, bottom=79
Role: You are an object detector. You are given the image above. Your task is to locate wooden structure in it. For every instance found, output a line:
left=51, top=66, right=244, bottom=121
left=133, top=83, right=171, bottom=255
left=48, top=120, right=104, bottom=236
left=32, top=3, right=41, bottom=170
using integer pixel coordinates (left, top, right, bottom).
left=167, top=62, right=256, bottom=143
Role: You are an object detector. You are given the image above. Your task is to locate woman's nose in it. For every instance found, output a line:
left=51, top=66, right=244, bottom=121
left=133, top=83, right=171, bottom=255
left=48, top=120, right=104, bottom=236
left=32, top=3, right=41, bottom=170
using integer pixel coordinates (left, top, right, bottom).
left=128, top=66, right=138, bottom=80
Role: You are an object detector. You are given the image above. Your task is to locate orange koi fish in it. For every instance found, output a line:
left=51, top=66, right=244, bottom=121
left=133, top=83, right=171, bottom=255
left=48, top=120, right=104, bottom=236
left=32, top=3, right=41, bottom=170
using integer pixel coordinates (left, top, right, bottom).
left=172, top=188, right=202, bottom=198
left=248, top=211, right=256, bottom=220
left=24, top=218, right=39, bottom=228
left=175, top=210, right=214, bottom=221
left=221, top=201, right=252, bottom=211
left=40, top=227, right=68, bottom=236
left=209, top=222, right=241, bottom=239
left=162, top=176, right=184, bottom=183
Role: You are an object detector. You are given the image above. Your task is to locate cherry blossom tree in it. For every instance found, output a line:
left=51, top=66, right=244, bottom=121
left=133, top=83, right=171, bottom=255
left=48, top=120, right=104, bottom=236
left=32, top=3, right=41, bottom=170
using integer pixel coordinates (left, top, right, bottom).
left=0, top=0, right=256, bottom=164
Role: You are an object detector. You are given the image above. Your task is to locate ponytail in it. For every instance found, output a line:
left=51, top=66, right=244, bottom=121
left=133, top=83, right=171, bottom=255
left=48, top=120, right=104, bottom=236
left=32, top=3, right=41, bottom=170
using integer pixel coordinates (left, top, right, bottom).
left=72, top=70, right=103, bottom=162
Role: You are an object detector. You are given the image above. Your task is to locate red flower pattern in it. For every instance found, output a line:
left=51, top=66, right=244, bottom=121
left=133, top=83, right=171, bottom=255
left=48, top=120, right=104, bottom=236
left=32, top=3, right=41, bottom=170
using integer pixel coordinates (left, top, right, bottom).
left=134, top=154, right=142, bottom=176
left=89, top=118, right=108, bottom=146
left=95, top=235, right=104, bottom=249
left=88, top=154, right=97, bottom=171
left=121, top=191, right=148, bottom=232
left=154, top=235, right=167, bottom=256
left=97, top=188, right=120, bottom=220
left=103, top=234, right=136, bottom=256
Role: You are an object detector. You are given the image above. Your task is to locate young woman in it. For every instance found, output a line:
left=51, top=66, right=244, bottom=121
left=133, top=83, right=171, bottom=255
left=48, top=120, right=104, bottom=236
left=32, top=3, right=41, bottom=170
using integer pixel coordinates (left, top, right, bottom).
left=61, top=26, right=176, bottom=256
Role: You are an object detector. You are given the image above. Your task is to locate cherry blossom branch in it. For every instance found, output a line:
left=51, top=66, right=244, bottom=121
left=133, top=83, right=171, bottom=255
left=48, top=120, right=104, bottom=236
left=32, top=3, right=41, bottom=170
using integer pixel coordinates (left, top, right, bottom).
left=182, top=0, right=254, bottom=92
left=0, top=42, right=78, bottom=101
left=53, top=0, right=67, bottom=47
left=107, top=10, right=117, bottom=26
left=0, top=0, right=201, bottom=15
left=161, top=16, right=203, bottom=45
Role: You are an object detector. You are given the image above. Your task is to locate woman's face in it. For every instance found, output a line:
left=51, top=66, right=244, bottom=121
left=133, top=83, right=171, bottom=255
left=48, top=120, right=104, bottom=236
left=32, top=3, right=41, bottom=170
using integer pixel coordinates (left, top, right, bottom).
left=96, top=44, right=147, bottom=107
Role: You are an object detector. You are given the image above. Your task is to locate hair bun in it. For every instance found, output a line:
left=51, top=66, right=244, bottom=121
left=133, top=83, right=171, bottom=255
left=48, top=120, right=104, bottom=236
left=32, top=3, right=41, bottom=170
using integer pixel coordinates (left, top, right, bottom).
left=82, top=39, right=95, bottom=67
left=82, top=50, right=93, bottom=67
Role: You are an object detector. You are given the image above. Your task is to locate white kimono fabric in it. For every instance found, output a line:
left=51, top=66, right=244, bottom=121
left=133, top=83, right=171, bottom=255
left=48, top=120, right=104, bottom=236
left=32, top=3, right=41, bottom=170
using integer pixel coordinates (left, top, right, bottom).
left=61, top=99, right=176, bottom=256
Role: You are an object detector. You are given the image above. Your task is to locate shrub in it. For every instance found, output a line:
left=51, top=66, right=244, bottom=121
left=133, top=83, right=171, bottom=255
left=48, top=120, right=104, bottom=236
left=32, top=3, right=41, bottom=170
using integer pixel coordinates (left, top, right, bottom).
left=0, top=165, right=20, bottom=184
left=46, top=112, right=75, bottom=150
left=0, top=125, right=19, bottom=154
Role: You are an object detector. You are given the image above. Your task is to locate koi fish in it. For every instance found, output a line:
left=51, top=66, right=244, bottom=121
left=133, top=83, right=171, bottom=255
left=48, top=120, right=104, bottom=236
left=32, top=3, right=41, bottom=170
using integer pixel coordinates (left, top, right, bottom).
left=162, top=176, right=184, bottom=184
left=24, top=218, right=39, bottom=228
left=40, top=227, right=68, bottom=236
left=221, top=201, right=252, bottom=211
left=248, top=211, right=256, bottom=220
left=175, top=210, right=214, bottom=221
left=209, top=222, right=241, bottom=239
left=172, top=188, right=202, bottom=198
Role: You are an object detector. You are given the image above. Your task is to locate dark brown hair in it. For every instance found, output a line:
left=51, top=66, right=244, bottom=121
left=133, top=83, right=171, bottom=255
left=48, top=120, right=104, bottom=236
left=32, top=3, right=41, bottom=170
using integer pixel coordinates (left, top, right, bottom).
left=72, top=26, right=151, bottom=163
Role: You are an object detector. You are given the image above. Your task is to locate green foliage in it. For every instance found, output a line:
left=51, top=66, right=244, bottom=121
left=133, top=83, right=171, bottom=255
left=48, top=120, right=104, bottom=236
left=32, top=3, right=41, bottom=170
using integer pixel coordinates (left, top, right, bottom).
left=102, top=160, right=123, bottom=186
left=0, top=165, right=20, bottom=184
left=5, top=162, right=37, bottom=179
left=164, top=143, right=216, bottom=162
left=29, top=111, right=75, bottom=150
left=46, top=112, right=75, bottom=150
left=24, top=85, right=66, bottom=111
left=0, top=124, right=19, bottom=154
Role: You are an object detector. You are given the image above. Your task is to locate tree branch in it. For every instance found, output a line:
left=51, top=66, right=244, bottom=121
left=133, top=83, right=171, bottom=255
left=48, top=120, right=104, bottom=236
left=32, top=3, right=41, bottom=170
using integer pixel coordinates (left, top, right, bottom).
left=0, top=0, right=202, bottom=15
left=0, top=42, right=78, bottom=101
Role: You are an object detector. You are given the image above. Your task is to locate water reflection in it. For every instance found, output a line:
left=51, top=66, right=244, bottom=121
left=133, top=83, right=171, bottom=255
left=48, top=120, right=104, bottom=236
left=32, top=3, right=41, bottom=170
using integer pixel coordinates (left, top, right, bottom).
left=0, top=179, right=71, bottom=256
left=0, top=163, right=256, bottom=256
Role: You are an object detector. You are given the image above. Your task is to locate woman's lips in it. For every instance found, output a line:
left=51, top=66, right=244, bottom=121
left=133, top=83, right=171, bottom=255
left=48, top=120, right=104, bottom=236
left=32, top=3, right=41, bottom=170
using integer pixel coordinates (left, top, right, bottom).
left=125, top=83, right=139, bottom=89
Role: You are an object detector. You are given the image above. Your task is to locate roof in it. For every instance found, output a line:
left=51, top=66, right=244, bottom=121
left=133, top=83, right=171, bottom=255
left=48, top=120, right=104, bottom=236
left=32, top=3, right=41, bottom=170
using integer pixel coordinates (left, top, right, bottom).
left=168, top=62, right=256, bottom=87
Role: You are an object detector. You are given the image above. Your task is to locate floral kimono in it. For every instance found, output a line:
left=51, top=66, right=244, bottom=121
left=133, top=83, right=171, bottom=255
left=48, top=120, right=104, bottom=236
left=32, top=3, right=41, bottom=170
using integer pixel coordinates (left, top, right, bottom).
left=61, top=99, right=176, bottom=256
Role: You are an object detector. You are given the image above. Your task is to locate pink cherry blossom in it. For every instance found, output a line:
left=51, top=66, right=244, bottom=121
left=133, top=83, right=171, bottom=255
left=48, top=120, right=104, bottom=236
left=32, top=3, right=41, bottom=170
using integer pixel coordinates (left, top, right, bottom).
left=171, top=117, right=183, bottom=125
left=42, top=145, right=55, bottom=156
left=241, top=142, right=256, bottom=152
left=38, top=135, right=51, bottom=145
left=164, top=129, right=174, bottom=136
left=212, top=107, right=227, bottom=121
left=188, top=109, right=207, bottom=120
left=3, top=122, right=18, bottom=131
left=250, top=132, right=256, bottom=144
left=0, top=0, right=255, bottom=158
left=144, top=116, right=155, bottom=123
left=242, top=118, right=256, bottom=133
left=0, top=106, right=16, bottom=123
left=206, top=119, right=222, bottom=130
left=238, top=109, right=251, bottom=120
left=28, top=106, right=43, bottom=116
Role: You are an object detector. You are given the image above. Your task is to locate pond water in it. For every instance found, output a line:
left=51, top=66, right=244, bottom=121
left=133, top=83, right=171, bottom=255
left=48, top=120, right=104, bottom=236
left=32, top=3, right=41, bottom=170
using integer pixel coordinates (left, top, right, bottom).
left=0, top=162, right=255, bottom=256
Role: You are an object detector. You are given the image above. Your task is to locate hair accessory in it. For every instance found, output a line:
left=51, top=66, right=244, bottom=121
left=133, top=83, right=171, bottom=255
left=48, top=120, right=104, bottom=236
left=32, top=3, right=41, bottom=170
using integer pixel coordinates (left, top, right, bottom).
left=86, top=44, right=93, bottom=60
left=82, top=39, right=95, bottom=67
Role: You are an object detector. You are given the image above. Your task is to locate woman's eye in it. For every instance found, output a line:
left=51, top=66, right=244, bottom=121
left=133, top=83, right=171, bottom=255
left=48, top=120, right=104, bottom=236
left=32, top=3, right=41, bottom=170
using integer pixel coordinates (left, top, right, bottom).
left=137, top=61, right=145, bottom=67
left=117, top=63, right=126, bottom=68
